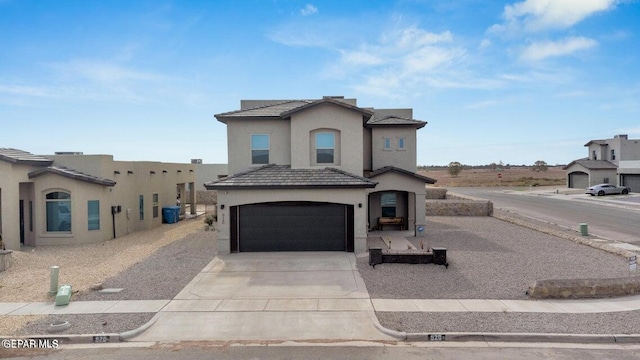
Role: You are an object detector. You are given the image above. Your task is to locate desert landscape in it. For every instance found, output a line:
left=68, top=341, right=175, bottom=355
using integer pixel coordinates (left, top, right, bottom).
left=419, top=166, right=567, bottom=187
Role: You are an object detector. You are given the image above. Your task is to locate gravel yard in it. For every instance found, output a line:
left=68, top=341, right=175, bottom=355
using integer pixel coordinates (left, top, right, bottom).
left=358, top=215, right=639, bottom=334
left=377, top=311, right=640, bottom=334
left=357, top=216, right=631, bottom=300
left=0, top=215, right=217, bottom=336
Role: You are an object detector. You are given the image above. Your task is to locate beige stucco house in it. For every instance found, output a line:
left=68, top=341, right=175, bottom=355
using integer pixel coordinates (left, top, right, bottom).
left=565, top=134, right=640, bottom=191
left=205, top=96, right=435, bottom=254
left=0, top=149, right=196, bottom=250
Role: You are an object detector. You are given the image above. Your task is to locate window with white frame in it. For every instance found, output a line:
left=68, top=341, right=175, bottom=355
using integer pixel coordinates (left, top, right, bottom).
left=383, top=137, right=391, bottom=150
left=316, top=132, right=335, bottom=164
left=251, top=134, right=269, bottom=164
left=46, top=191, right=71, bottom=232
left=397, top=137, right=405, bottom=150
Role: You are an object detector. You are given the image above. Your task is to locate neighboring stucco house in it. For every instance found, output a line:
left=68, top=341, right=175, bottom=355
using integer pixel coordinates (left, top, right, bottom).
left=564, top=134, right=640, bottom=191
left=205, top=96, right=435, bottom=254
left=0, top=149, right=196, bottom=250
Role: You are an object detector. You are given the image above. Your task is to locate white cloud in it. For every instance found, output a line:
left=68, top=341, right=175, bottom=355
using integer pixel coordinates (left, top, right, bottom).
left=479, top=39, right=492, bottom=49
left=520, top=36, right=597, bottom=61
left=327, top=26, right=483, bottom=97
left=52, top=60, right=169, bottom=84
left=492, top=0, right=615, bottom=33
left=300, top=4, right=318, bottom=16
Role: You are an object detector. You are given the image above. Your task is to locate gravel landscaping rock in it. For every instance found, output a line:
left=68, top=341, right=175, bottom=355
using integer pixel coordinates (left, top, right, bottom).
left=377, top=311, right=640, bottom=334
left=11, top=222, right=217, bottom=336
left=18, top=313, right=155, bottom=336
left=77, top=231, right=216, bottom=301
left=358, top=216, right=630, bottom=300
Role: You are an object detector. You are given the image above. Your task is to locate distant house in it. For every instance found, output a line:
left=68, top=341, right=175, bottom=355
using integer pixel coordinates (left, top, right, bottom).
left=205, top=96, right=436, bottom=254
left=0, top=149, right=196, bottom=250
left=564, top=134, right=640, bottom=191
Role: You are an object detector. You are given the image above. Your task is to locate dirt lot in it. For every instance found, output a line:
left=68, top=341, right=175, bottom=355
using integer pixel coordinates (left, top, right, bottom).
left=420, top=166, right=566, bottom=187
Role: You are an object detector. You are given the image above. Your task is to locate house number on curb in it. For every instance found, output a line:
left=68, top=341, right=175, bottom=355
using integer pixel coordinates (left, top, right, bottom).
left=93, top=336, right=110, bottom=343
left=428, top=334, right=445, bottom=341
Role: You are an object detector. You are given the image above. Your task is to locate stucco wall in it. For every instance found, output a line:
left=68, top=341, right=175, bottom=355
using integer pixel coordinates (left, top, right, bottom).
left=290, top=103, right=364, bottom=174
left=195, top=163, right=228, bottom=191
left=216, top=188, right=368, bottom=254
left=226, top=119, right=291, bottom=175
left=0, top=161, right=44, bottom=250
left=32, top=172, right=113, bottom=246
left=1, top=156, right=196, bottom=249
left=371, top=127, right=417, bottom=172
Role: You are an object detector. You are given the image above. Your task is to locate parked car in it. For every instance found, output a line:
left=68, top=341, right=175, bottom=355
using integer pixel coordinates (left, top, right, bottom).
left=586, top=183, right=631, bottom=196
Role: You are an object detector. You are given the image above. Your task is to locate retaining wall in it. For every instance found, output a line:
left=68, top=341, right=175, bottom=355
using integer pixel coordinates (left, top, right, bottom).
left=426, top=200, right=493, bottom=216
left=529, top=277, right=640, bottom=299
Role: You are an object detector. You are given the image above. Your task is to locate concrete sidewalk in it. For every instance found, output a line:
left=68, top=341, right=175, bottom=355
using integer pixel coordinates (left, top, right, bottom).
left=4, top=294, right=640, bottom=316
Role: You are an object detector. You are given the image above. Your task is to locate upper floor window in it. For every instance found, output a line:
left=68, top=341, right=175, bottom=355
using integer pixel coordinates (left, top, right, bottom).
left=592, top=150, right=597, bottom=160
left=383, top=138, right=391, bottom=150
left=316, top=132, right=335, bottom=164
left=251, top=134, right=269, bottom=164
left=397, top=138, right=405, bottom=150
left=46, top=191, right=71, bottom=232
left=611, top=149, right=616, bottom=160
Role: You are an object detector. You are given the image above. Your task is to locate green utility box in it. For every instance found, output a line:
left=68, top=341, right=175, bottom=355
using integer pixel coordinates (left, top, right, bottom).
left=55, top=284, right=72, bottom=306
left=579, top=223, right=589, bottom=236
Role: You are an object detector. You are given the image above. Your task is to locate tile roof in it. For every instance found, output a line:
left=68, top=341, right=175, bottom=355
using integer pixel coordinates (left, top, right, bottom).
left=584, top=139, right=608, bottom=146
left=215, top=98, right=374, bottom=122
left=367, top=166, right=437, bottom=184
left=563, top=158, right=618, bottom=170
left=28, top=165, right=116, bottom=186
left=366, top=115, right=427, bottom=128
left=204, top=164, right=377, bottom=189
left=215, top=100, right=313, bottom=121
left=0, top=148, right=53, bottom=165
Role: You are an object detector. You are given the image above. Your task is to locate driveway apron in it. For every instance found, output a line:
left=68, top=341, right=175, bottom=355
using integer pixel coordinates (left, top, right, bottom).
left=130, top=252, right=394, bottom=342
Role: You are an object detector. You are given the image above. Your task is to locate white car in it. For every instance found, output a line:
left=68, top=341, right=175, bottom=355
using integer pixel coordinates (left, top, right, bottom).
left=586, top=183, right=631, bottom=196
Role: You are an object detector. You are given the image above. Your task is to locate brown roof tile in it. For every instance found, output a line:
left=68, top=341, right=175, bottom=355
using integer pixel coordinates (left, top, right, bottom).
left=204, top=164, right=377, bottom=189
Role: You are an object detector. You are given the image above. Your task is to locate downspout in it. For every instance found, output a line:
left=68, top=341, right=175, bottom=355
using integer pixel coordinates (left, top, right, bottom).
left=111, top=206, right=116, bottom=239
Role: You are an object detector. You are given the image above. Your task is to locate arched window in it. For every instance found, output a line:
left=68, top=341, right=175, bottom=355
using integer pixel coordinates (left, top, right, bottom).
left=46, top=191, right=71, bottom=232
left=310, top=129, right=340, bottom=166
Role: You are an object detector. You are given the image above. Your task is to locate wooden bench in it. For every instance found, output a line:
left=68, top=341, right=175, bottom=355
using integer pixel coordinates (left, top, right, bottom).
left=377, top=217, right=405, bottom=230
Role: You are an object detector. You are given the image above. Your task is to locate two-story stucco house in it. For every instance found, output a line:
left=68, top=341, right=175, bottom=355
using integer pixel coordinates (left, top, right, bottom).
left=0, top=149, right=196, bottom=250
left=564, top=134, right=640, bottom=191
left=205, top=96, right=435, bottom=254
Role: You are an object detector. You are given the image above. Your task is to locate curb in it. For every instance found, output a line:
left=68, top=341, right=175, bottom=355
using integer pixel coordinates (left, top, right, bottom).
left=403, top=332, right=640, bottom=343
left=119, top=312, right=162, bottom=341
left=1, top=333, right=120, bottom=345
left=368, top=310, right=407, bottom=340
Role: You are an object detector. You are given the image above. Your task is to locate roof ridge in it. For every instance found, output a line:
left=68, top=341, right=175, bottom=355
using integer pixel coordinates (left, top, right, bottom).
left=216, top=100, right=312, bottom=116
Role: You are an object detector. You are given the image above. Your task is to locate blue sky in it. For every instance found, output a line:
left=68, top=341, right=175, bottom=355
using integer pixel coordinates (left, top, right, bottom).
left=1, top=0, right=638, bottom=166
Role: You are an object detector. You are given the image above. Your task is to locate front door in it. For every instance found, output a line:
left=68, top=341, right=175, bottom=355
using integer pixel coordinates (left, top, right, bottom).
left=19, top=200, right=24, bottom=244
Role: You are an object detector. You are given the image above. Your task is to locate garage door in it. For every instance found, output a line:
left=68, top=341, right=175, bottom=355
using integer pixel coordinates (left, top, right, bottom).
left=569, top=172, right=589, bottom=189
left=234, top=202, right=353, bottom=252
left=621, top=174, right=640, bottom=193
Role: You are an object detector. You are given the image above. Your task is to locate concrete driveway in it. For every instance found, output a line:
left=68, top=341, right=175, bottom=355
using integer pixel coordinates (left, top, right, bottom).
left=130, top=252, right=395, bottom=342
